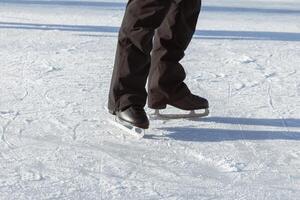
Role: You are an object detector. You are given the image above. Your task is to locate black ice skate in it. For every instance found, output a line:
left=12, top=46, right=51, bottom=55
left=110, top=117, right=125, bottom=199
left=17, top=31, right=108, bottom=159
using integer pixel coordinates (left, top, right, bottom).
left=116, top=106, right=149, bottom=129
left=151, top=94, right=209, bottom=119
left=107, top=106, right=149, bottom=138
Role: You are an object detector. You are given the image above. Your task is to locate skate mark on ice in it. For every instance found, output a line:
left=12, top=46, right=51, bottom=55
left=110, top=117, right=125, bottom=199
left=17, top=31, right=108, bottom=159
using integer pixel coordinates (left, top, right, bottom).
left=78, top=76, right=97, bottom=93
left=190, top=71, right=223, bottom=82
left=264, top=71, right=277, bottom=79
left=22, top=134, right=187, bottom=183
left=297, top=82, right=300, bottom=97
left=0, top=110, right=15, bottom=116
left=233, top=82, right=245, bottom=91
left=48, top=117, right=98, bottom=141
left=267, top=83, right=275, bottom=110
left=101, top=121, right=126, bottom=140
left=226, top=82, right=258, bottom=167
left=227, top=82, right=246, bottom=135
left=17, top=161, right=45, bottom=181
left=0, top=111, right=19, bottom=149
left=248, top=58, right=293, bottom=132
left=44, top=87, right=77, bottom=108
left=12, top=88, right=28, bottom=101
left=239, top=55, right=256, bottom=64
left=226, top=55, right=256, bottom=65
left=147, top=130, right=249, bottom=177
left=72, top=123, right=81, bottom=141
left=267, top=83, right=290, bottom=133
left=45, top=65, right=63, bottom=74
left=183, top=147, right=248, bottom=173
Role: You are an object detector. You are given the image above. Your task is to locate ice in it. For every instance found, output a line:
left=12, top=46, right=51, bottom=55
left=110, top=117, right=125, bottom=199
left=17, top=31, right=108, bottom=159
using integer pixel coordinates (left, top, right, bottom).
left=0, top=0, right=300, bottom=199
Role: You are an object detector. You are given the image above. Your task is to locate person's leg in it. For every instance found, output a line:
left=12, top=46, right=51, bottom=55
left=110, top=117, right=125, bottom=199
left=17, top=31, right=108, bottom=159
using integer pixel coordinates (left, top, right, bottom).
left=148, top=0, right=202, bottom=109
left=108, top=0, right=172, bottom=113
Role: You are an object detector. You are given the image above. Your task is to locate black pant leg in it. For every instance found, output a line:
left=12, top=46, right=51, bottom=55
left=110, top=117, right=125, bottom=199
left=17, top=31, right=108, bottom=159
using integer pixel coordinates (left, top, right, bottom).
left=108, top=0, right=172, bottom=112
left=148, top=0, right=202, bottom=108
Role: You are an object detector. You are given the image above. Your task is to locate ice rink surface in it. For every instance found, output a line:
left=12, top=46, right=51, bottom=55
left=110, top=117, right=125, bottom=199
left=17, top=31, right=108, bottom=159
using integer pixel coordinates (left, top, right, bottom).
left=0, top=0, right=299, bottom=199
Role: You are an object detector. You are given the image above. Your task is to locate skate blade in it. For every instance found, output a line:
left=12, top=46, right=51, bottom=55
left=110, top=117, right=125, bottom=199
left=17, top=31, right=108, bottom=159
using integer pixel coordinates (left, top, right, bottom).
left=107, top=118, right=145, bottom=138
left=152, top=108, right=209, bottom=119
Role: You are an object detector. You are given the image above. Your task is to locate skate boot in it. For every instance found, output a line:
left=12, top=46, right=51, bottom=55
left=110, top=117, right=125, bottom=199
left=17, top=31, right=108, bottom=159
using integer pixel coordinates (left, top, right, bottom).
left=152, top=94, right=209, bottom=119
left=116, top=105, right=149, bottom=129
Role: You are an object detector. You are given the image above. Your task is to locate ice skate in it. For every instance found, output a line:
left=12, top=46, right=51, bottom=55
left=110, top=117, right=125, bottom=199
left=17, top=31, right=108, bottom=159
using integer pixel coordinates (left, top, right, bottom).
left=107, top=105, right=149, bottom=138
left=116, top=105, right=149, bottom=129
left=151, top=94, right=209, bottom=119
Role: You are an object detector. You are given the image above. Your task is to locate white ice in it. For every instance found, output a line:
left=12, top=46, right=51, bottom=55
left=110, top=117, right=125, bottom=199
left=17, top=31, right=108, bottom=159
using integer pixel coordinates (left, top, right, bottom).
left=0, top=0, right=300, bottom=199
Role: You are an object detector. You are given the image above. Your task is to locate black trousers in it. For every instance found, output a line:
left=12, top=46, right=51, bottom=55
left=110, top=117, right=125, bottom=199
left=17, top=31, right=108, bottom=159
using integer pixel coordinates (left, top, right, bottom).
left=108, top=0, right=202, bottom=112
